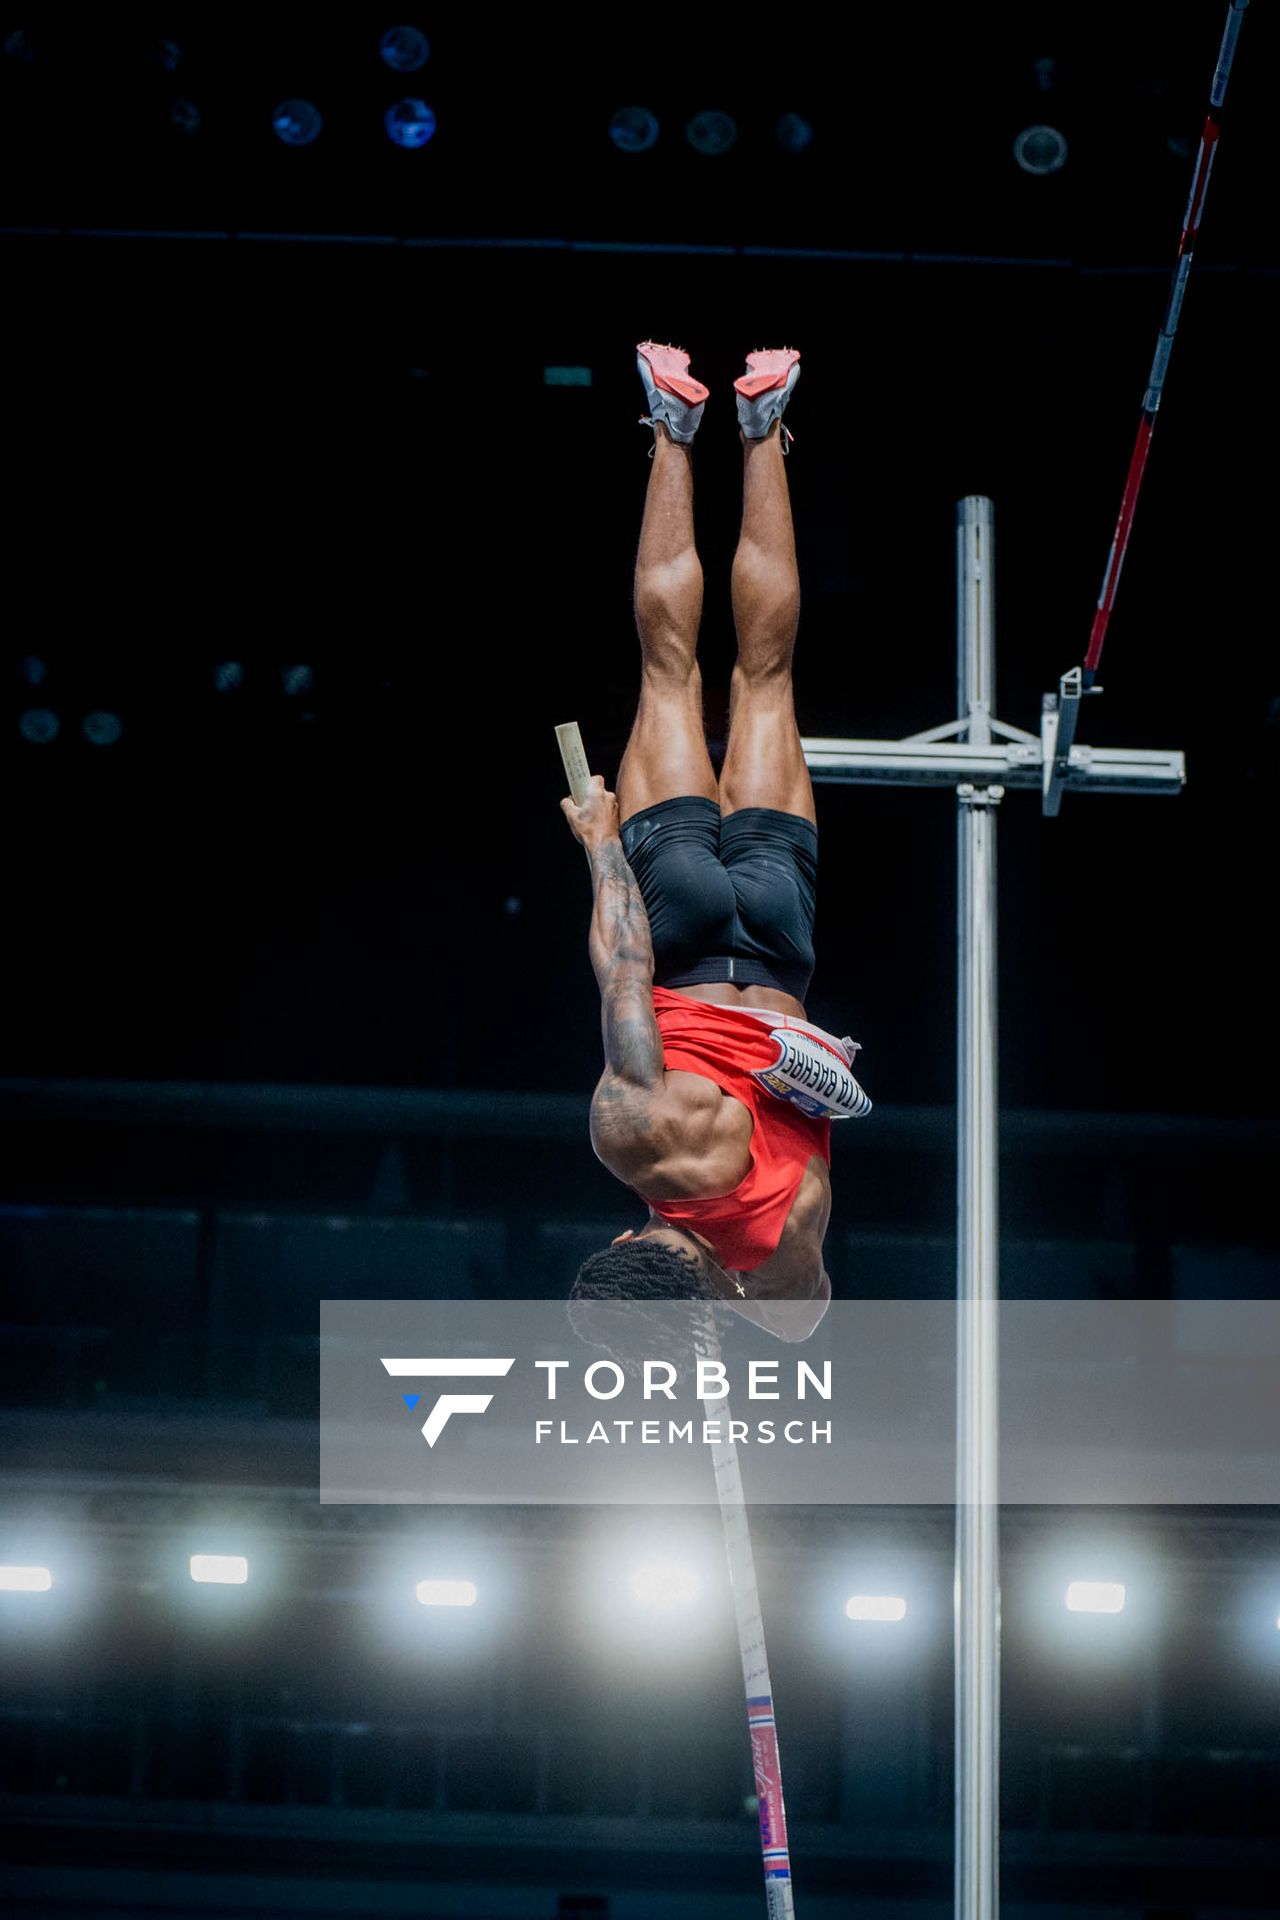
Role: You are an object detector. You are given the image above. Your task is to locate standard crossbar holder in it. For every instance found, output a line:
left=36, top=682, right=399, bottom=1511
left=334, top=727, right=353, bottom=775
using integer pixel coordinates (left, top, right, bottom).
left=803, top=731, right=1184, bottom=796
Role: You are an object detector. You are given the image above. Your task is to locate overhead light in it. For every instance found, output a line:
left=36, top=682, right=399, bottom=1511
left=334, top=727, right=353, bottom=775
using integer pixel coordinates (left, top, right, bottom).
left=272, top=99, right=323, bottom=148
left=686, top=109, right=737, bottom=157
left=845, top=1594, right=908, bottom=1623
left=1013, top=124, right=1068, bottom=176
left=415, top=1578, right=477, bottom=1608
left=19, top=709, right=60, bottom=744
left=628, top=1559, right=701, bottom=1611
left=0, top=1565, right=53, bottom=1593
left=776, top=112, right=814, bottom=155
left=189, top=1554, right=249, bottom=1586
left=385, top=98, right=437, bottom=149
left=82, top=711, right=123, bottom=747
left=380, top=26, right=431, bottom=73
left=609, top=107, right=659, bottom=155
left=1065, top=1579, right=1125, bottom=1614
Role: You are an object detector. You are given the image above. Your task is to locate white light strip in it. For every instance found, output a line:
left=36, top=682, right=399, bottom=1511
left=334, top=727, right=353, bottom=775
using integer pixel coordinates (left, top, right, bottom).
left=845, top=1594, right=908, bottom=1622
left=415, top=1578, right=477, bottom=1608
left=189, top=1554, right=249, bottom=1586
left=0, top=1564, right=53, bottom=1593
left=1065, top=1580, right=1125, bottom=1614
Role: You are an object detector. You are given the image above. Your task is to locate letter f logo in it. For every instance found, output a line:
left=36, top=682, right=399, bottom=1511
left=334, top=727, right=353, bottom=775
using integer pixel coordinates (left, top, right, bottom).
left=381, top=1357, right=516, bottom=1447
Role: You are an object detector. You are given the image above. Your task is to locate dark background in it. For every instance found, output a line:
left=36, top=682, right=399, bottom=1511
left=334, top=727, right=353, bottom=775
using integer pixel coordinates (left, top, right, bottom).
left=1, top=8, right=1278, bottom=1918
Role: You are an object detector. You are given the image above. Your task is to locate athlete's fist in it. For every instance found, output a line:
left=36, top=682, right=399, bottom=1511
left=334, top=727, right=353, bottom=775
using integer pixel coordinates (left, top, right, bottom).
left=560, top=774, right=621, bottom=850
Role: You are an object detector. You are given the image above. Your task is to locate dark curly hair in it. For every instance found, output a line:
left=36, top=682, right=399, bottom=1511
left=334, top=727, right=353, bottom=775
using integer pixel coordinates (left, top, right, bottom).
left=567, top=1235, right=724, bottom=1379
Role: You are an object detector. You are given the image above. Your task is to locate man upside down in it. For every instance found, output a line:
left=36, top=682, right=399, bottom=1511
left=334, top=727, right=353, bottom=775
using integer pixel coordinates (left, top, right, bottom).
left=561, top=343, right=870, bottom=1344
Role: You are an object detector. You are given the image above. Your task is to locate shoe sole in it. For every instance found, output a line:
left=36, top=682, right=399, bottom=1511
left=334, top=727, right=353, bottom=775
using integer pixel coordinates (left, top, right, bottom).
left=637, top=340, right=710, bottom=405
left=734, top=347, right=801, bottom=397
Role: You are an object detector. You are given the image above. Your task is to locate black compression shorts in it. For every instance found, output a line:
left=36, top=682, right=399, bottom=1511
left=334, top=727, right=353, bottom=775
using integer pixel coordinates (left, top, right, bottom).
left=619, top=795, right=818, bottom=1004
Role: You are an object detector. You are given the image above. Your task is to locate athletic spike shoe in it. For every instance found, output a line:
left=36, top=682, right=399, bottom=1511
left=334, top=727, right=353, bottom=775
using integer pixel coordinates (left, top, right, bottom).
left=636, top=340, right=709, bottom=448
left=734, top=346, right=801, bottom=452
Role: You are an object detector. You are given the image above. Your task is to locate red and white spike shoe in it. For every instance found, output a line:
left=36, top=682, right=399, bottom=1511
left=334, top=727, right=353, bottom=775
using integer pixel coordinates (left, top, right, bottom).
left=636, top=340, right=709, bottom=446
left=734, top=347, right=800, bottom=451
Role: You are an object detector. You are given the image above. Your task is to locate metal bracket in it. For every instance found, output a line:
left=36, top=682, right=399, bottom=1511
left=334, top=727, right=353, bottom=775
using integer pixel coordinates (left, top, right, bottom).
left=1041, top=666, right=1104, bottom=817
left=957, top=784, right=1005, bottom=808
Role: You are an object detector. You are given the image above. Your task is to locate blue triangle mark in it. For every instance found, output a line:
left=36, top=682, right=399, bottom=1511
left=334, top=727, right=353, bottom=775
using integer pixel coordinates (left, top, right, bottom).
left=402, top=1393, right=420, bottom=1412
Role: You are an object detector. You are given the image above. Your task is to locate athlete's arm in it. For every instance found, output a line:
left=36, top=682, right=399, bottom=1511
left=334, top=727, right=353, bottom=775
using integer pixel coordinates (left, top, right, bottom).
left=561, top=777, right=666, bottom=1156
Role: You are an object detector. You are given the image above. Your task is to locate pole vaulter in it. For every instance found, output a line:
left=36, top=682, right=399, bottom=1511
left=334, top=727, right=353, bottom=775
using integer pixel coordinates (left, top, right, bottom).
left=555, top=9, right=1243, bottom=1904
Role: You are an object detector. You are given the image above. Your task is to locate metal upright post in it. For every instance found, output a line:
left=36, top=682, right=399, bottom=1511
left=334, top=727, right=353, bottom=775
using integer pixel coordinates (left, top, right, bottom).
left=801, top=495, right=1182, bottom=1920
left=954, top=498, right=1001, bottom=1920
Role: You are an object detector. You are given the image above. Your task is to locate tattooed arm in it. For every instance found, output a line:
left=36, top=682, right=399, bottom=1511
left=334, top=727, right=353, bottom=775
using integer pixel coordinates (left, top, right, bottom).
left=560, top=777, right=667, bottom=1163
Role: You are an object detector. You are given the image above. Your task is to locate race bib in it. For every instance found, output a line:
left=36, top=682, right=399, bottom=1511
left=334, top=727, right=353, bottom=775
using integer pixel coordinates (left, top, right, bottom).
left=751, top=1028, right=872, bottom=1121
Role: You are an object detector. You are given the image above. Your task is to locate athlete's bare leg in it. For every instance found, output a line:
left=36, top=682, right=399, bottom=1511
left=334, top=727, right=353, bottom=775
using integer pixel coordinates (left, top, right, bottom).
left=720, top=423, right=815, bottom=824
left=616, top=425, right=717, bottom=822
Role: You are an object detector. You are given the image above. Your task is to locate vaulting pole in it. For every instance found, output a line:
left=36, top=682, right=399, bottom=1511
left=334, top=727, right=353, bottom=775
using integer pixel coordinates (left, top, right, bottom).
left=954, top=498, right=1001, bottom=1920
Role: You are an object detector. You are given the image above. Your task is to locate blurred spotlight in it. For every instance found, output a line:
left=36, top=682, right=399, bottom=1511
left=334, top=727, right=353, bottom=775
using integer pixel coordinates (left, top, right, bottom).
left=213, top=661, right=244, bottom=692
left=686, top=109, right=737, bottom=157
left=1065, top=1579, right=1125, bottom=1614
left=504, top=896, right=522, bottom=916
left=3, top=28, right=35, bottom=62
left=155, top=37, right=182, bottom=73
left=20, top=654, right=47, bottom=685
left=380, top=26, right=431, bottom=73
left=281, top=664, right=313, bottom=697
left=0, top=1565, right=52, bottom=1592
left=1033, top=56, right=1058, bottom=93
left=415, top=1578, right=477, bottom=1608
left=776, top=112, right=814, bottom=155
left=190, top=1553, right=249, bottom=1585
left=19, top=708, right=59, bottom=744
left=845, top=1593, right=908, bottom=1622
left=273, top=99, right=323, bottom=147
left=609, top=106, right=660, bottom=154
left=385, top=98, right=437, bottom=148
left=82, top=710, right=123, bottom=747
left=628, top=1559, right=701, bottom=1611
left=170, top=98, right=202, bottom=135
left=1013, top=124, right=1068, bottom=176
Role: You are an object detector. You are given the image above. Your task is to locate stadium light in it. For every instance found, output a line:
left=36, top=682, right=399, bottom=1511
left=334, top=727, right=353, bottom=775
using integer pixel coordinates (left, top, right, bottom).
left=380, top=26, right=430, bottom=73
left=609, top=107, right=659, bottom=154
left=19, top=709, right=59, bottom=744
left=628, top=1559, right=701, bottom=1611
left=415, top=1578, right=477, bottom=1608
left=686, top=109, right=737, bottom=157
left=845, top=1593, right=908, bottom=1623
left=272, top=99, right=323, bottom=147
left=189, top=1553, right=249, bottom=1586
left=82, top=711, right=123, bottom=746
left=385, top=99, right=436, bottom=149
left=776, top=112, right=814, bottom=155
left=1013, top=124, right=1068, bottom=175
left=1065, top=1579, right=1126, bottom=1614
left=0, top=1565, right=53, bottom=1593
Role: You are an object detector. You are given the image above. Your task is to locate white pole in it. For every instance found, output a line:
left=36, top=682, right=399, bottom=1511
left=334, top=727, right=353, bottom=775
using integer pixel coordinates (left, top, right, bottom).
left=955, top=497, right=1001, bottom=1920
left=703, top=1372, right=796, bottom=1919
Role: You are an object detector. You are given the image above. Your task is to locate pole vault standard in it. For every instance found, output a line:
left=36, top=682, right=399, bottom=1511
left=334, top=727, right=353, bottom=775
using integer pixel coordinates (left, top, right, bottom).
left=804, top=496, right=1184, bottom=1920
